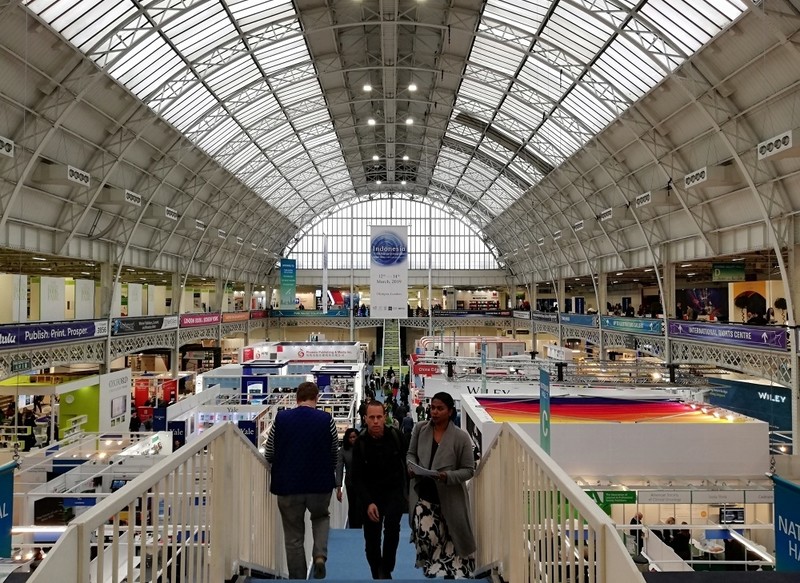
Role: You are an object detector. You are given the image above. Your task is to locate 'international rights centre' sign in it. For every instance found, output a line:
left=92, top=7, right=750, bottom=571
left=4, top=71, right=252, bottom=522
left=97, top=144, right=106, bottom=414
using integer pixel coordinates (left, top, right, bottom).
left=668, top=320, right=787, bottom=350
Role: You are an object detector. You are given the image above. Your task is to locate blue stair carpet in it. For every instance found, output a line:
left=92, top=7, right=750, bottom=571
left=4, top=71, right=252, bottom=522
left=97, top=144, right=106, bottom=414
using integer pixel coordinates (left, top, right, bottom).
left=246, top=521, right=425, bottom=581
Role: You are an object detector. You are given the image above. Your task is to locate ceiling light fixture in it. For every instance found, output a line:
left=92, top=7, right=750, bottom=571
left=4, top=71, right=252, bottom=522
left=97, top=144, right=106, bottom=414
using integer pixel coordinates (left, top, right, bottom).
left=408, top=83, right=417, bottom=91
left=367, top=118, right=376, bottom=126
left=681, top=263, right=692, bottom=267
left=40, top=267, right=51, bottom=271
left=402, top=154, right=409, bottom=161
left=406, top=117, right=413, bottom=125
left=687, top=272, right=697, bottom=276
left=376, top=180, right=382, bottom=185
left=401, top=180, right=406, bottom=185
left=363, top=84, right=372, bottom=92
left=32, top=257, right=46, bottom=261
left=81, top=272, right=90, bottom=275
left=615, top=272, right=623, bottom=275
left=372, top=154, right=379, bottom=161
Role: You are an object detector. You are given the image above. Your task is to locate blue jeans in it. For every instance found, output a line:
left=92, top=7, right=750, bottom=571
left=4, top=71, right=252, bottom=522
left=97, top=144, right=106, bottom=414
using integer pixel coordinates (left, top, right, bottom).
left=277, top=492, right=332, bottom=579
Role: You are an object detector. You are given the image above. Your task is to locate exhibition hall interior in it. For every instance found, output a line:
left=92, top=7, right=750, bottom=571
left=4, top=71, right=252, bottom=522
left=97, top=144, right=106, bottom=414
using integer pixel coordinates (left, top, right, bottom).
left=0, top=0, right=798, bottom=581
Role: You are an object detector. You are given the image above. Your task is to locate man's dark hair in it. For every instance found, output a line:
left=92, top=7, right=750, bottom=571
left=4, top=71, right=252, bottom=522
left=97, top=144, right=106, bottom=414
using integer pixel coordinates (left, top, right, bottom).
left=296, top=381, right=319, bottom=402
left=366, top=399, right=385, bottom=413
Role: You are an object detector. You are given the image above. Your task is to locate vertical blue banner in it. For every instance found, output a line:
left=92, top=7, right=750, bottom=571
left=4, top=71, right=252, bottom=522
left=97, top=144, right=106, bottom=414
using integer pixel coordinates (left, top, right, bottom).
left=773, top=474, right=800, bottom=571
left=279, top=259, right=297, bottom=310
left=0, top=461, right=15, bottom=557
left=539, top=369, right=551, bottom=455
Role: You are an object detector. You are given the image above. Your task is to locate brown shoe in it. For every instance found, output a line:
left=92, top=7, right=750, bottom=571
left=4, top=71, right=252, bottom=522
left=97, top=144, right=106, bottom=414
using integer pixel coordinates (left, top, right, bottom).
left=312, top=557, right=326, bottom=579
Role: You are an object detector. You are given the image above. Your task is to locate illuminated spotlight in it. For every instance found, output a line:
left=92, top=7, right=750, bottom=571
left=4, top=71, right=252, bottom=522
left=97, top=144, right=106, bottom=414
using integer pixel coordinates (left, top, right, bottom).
left=408, top=83, right=417, bottom=91
left=363, top=84, right=372, bottom=92
left=780, top=445, right=787, bottom=452
left=402, top=154, right=409, bottom=161
left=372, top=154, right=379, bottom=160
left=406, top=117, right=413, bottom=125
left=367, top=118, right=376, bottom=126
left=376, top=180, right=382, bottom=185
left=400, top=180, right=406, bottom=185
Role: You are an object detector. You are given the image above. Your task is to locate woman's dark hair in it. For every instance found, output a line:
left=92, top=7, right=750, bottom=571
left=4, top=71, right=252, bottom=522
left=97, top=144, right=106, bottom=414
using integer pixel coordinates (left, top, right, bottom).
left=431, top=392, right=456, bottom=412
left=342, top=427, right=358, bottom=450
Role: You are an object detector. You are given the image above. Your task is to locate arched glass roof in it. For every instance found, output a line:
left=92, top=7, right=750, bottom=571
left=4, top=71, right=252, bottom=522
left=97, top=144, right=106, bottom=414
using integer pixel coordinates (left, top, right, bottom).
left=23, top=0, right=745, bottom=244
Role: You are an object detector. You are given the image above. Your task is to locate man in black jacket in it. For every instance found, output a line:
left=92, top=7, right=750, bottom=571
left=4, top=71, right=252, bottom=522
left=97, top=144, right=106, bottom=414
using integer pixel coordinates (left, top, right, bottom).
left=351, top=401, right=407, bottom=579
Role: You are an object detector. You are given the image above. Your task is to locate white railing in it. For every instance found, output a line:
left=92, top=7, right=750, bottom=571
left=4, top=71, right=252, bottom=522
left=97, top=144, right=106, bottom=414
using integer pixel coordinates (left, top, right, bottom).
left=473, top=424, right=645, bottom=583
left=27, top=422, right=284, bottom=583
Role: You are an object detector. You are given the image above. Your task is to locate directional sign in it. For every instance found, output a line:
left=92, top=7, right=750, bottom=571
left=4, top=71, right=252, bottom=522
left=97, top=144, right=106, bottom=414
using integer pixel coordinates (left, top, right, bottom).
left=601, top=316, right=663, bottom=335
left=668, top=320, right=787, bottom=350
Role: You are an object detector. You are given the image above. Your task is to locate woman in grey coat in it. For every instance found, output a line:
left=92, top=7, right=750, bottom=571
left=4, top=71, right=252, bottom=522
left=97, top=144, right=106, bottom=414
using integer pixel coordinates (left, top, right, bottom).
left=407, top=391, right=476, bottom=578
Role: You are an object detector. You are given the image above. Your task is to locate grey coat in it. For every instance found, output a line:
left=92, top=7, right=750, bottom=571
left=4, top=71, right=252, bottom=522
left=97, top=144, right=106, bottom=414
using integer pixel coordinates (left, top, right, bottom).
left=406, top=420, right=476, bottom=556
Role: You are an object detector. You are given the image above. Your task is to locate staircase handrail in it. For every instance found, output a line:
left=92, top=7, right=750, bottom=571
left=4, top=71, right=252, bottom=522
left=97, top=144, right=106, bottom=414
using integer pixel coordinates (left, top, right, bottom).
left=473, top=423, right=645, bottom=582
left=27, top=422, right=284, bottom=583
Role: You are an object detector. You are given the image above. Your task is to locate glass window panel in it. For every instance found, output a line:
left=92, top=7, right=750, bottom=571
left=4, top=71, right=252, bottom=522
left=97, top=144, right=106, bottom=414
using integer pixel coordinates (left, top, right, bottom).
left=482, top=0, right=548, bottom=35
left=469, top=38, right=525, bottom=77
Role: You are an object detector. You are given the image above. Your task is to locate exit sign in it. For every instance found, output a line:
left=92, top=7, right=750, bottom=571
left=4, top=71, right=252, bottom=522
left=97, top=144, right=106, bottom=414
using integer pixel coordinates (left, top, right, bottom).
left=10, top=359, right=31, bottom=373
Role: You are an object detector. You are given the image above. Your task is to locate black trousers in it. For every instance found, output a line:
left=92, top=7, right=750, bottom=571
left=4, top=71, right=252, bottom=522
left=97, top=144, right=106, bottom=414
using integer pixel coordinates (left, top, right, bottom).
left=363, top=491, right=404, bottom=578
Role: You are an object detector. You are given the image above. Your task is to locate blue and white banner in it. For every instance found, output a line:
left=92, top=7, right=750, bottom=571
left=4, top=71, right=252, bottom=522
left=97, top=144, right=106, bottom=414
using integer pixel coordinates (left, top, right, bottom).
left=0, top=461, right=14, bottom=557
left=0, top=319, right=107, bottom=348
left=539, top=369, right=551, bottom=455
left=773, top=474, right=800, bottom=571
left=601, top=316, right=663, bottom=335
left=322, top=235, right=329, bottom=315
left=279, top=259, right=296, bottom=310
left=559, top=313, right=598, bottom=327
left=370, top=226, right=408, bottom=318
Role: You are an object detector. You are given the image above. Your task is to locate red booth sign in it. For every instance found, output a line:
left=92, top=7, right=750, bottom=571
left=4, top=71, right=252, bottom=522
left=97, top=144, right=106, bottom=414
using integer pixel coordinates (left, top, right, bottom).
left=414, top=364, right=440, bottom=376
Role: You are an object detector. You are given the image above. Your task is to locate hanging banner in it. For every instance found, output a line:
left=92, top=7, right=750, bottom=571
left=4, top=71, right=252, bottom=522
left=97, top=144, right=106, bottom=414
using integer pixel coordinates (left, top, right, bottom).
left=322, top=235, right=329, bottom=315
left=370, top=226, right=408, bottom=318
left=773, top=474, right=800, bottom=571
left=279, top=259, right=297, bottom=310
left=0, top=461, right=13, bottom=557
left=668, top=320, right=787, bottom=350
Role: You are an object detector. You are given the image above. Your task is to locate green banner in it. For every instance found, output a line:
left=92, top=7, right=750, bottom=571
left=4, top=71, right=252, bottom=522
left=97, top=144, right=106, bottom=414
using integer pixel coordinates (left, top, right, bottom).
left=712, top=262, right=745, bottom=282
left=539, top=369, right=551, bottom=455
left=279, top=259, right=296, bottom=310
left=586, top=490, right=637, bottom=505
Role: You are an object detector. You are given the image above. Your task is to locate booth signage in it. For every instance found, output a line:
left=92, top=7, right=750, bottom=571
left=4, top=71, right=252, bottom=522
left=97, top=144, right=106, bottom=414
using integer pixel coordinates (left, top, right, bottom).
left=532, top=311, right=558, bottom=322
left=513, top=310, right=531, bottom=320
left=111, top=315, right=178, bottom=335
left=275, top=344, right=360, bottom=362
left=237, top=420, right=258, bottom=445
left=279, top=259, right=297, bottom=310
left=0, top=320, right=108, bottom=347
left=0, top=461, right=14, bottom=556
left=601, top=317, right=662, bottom=335
left=637, top=490, right=692, bottom=504
left=773, top=475, right=800, bottom=571
left=668, top=320, right=787, bottom=350
left=414, top=364, right=440, bottom=376
left=63, top=496, right=97, bottom=508
left=249, top=310, right=268, bottom=319
left=691, top=490, right=745, bottom=504
left=559, top=313, right=598, bottom=327
left=370, top=225, right=409, bottom=318
left=712, top=262, right=746, bottom=282
left=270, top=309, right=350, bottom=317
left=180, top=313, right=221, bottom=327
left=221, top=312, right=250, bottom=323
left=586, top=491, right=637, bottom=505
left=745, top=490, right=774, bottom=504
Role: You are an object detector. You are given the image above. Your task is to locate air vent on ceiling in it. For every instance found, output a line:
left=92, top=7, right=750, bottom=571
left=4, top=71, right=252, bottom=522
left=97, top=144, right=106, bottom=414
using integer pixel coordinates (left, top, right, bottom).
left=0, top=136, right=14, bottom=158
left=684, top=164, right=741, bottom=189
left=757, top=130, right=799, bottom=161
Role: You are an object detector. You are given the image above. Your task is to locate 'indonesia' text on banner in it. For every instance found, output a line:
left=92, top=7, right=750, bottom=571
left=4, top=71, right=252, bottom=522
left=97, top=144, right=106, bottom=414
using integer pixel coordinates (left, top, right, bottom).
left=370, top=226, right=408, bottom=318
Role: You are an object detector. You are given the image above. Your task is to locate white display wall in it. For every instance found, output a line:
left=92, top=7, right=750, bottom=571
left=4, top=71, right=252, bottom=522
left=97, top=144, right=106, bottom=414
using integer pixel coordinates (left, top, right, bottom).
left=39, top=276, right=66, bottom=321
left=0, top=274, right=26, bottom=323
left=74, top=278, right=95, bottom=320
left=461, top=395, right=770, bottom=478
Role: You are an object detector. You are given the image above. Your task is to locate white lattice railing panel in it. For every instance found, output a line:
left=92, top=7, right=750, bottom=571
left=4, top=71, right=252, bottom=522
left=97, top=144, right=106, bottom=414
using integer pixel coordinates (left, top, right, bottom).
left=670, top=339, right=791, bottom=386
left=561, top=325, right=601, bottom=346
left=179, top=326, right=220, bottom=346
left=632, top=336, right=665, bottom=358
left=221, top=321, right=247, bottom=337
left=533, top=321, right=560, bottom=337
left=248, top=319, right=268, bottom=332
left=0, top=340, right=107, bottom=381
left=110, top=331, right=178, bottom=360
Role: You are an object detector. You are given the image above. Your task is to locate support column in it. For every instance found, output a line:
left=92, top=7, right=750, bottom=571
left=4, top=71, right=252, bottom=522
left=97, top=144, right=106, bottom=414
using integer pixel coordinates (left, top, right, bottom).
left=171, top=272, right=181, bottom=315
left=789, top=245, right=800, bottom=453
left=243, top=283, right=252, bottom=313
left=529, top=281, right=538, bottom=356
left=556, top=279, right=565, bottom=346
left=99, top=262, right=114, bottom=318
left=597, top=272, right=607, bottom=359
left=214, top=279, right=225, bottom=312
left=663, top=259, right=675, bottom=364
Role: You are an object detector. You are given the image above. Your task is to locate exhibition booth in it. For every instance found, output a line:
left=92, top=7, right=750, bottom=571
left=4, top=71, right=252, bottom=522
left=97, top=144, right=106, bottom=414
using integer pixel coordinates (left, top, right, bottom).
left=461, top=393, right=775, bottom=571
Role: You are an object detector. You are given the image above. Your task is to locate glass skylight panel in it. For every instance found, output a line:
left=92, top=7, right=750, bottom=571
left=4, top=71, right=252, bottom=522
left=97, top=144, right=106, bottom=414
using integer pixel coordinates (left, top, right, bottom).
left=517, top=61, right=563, bottom=105
left=163, top=86, right=219, bottom=131
left=197, top=119, right=241, bottom=154
left=277, top=78, right=321, bottom=103
left=469, top=38, right=524, bottom=77
left=165, top=5, right=231, bottom=56
left=561, top=85, right=613, bottom=134
left=55, top=2, right=133, bottom=49
left=595, top=38, right=660, bottom=99
left=481, top=0, right=547, bottom=35
left=447, top=122, right=483, bottom=146
left=542, top=10, right=607, bottom=64
left=109, top=40, right=181, bottom=96
left=253, top=36, right=307, bottom=75
left=459, top=79, right=506, bottom=111
left=205, top=59, right=262, bottom=100
left=499, top=96, right=539, bottom=132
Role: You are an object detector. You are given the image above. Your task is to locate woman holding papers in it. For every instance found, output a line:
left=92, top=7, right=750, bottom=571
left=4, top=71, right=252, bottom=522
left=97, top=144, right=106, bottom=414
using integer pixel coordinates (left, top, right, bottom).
left=407, top=392, right=476, bottom=578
